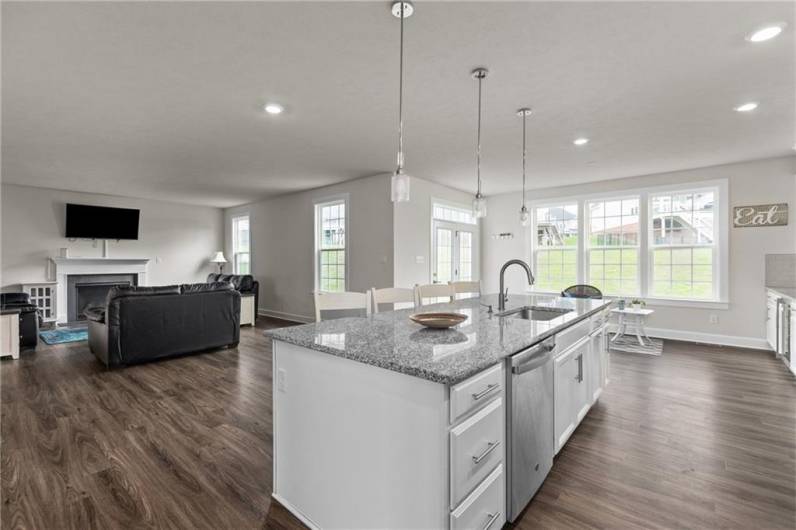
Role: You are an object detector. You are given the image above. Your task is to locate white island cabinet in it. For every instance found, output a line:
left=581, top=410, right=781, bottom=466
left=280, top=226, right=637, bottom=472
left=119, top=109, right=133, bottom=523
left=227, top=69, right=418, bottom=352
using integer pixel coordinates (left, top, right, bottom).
left=268, top=294, right=612, bottom=529
left=272, top=340, right=506, bottom=530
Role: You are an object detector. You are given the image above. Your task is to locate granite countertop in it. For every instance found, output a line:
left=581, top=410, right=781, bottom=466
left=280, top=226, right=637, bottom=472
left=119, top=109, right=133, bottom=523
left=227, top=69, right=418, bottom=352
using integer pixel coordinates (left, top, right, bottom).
left=767, top=286, right=796, bottom=301
left=0, top=308, right=22, bottom=315
left=265, top=294, right=612, bottom=385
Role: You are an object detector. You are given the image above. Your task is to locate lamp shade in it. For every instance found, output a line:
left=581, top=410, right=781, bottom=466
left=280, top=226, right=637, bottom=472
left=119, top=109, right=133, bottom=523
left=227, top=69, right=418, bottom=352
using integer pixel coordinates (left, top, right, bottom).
left=210, top=251, right=227, bottom=264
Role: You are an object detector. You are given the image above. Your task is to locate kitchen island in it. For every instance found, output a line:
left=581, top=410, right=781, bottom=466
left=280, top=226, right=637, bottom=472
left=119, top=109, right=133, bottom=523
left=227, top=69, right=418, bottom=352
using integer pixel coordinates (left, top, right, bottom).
left=266, top=294, right=612, bottom=529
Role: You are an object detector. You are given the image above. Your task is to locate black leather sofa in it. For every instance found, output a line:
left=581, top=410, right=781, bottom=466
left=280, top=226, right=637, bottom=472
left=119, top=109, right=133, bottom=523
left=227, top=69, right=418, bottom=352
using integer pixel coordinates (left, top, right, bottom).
left=206, top=273, right=258, bottom=317
left=85, top=283, right=240, bottom=367
left=0, top=293, right=40, bottom=348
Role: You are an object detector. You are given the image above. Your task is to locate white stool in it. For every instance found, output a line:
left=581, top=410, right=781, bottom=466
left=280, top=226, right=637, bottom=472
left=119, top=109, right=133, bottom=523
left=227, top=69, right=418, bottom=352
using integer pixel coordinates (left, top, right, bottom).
left=611, top=307, right=654, bottom=346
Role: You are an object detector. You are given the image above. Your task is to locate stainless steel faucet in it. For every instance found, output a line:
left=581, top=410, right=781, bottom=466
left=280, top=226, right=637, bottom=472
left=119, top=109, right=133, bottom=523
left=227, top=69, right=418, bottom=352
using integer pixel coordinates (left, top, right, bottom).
left=498, top=259, right=535, bottom=311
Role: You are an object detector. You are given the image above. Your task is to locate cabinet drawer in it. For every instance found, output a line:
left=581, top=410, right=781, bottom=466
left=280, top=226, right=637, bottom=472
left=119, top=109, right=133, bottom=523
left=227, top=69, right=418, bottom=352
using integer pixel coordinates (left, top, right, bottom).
left=450, top=397, right=503, bottom=508
left=450, top=363, right=503, bottom=423
left=450, top=464, right=505, bottom=530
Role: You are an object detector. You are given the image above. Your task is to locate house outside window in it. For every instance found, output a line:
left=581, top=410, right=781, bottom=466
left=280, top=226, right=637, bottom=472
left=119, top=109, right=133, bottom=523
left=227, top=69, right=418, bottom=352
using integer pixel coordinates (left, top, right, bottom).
left=586, top=197, right=640, bottom=296
left=315, top=198, right=347, bottom=292
left=232, top=215, right=250, bottom=274
left=650, top=190, right=716, bottom=300
left=533, top=204, right=578, bottom=293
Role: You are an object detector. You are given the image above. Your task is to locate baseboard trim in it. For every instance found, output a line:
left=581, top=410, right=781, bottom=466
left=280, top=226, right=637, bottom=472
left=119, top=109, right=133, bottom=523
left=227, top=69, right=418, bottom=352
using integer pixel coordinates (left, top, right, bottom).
left=258, top=308, right=313, bottom=324
left=609, top=324, right=771, bottom=351
left=271, top=493, right=321, bottom=530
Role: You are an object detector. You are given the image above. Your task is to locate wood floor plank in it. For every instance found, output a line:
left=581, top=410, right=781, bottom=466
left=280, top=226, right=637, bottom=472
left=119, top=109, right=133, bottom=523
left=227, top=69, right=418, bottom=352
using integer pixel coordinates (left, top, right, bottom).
left=2, top=322, right=795, bottom=529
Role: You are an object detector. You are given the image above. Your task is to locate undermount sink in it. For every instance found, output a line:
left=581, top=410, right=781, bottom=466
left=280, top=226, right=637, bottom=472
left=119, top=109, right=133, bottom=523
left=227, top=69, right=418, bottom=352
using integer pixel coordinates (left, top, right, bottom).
left=498, top=306, right=572, bottom=321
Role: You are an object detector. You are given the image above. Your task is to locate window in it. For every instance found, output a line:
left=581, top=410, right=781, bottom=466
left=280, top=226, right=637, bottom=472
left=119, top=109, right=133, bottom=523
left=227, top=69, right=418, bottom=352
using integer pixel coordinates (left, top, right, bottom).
left=533, top=204, right=578, bottom=293
left=529, top=180, right=726, bottom=305
left=315, top=198, right=347, bottom=292
left=432, top=202, right=479, bottom=284
left=232, top=215, right=250, bottom=274
left=586, top=197, right=639, bottom=296
left=433, top=203, right=477, bottom=225
left=650, top=189, right=715, bottom=300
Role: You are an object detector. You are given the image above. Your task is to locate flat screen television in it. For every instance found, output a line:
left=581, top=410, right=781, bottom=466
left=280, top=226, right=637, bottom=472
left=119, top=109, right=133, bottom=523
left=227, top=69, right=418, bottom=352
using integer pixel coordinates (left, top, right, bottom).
left=65, top=203, right=140, bottom=240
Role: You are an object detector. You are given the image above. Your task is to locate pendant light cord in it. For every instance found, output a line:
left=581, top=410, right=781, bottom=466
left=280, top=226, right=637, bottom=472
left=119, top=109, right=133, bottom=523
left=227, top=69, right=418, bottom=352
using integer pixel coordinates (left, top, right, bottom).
left=522, top=112, right=526, bottom=206
left=476, top=74, right=483, bottom=196
left=397, top=2, right=405, bottom=173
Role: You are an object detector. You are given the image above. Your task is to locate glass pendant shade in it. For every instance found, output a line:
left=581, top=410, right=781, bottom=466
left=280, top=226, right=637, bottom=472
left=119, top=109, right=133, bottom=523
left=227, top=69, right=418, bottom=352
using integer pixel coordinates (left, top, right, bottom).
left=473, top=194, right=487, bottom=218
left=519, top=205, right=530, bottom=227
left=391, top=170, right=411, bottom=202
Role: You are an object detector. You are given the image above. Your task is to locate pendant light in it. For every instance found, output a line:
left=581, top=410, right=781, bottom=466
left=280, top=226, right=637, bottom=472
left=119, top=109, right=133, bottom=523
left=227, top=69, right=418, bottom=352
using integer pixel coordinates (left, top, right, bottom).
left=471, top=68, right=488, bottom=218
left=517, top=108, right=532, bottom=227
left=390, top=1, right=413, bottom=203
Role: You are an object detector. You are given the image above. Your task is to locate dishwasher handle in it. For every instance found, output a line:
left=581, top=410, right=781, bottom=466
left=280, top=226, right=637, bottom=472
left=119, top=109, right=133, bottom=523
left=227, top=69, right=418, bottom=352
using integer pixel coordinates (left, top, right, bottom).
left=511, top=338, right=555, bottom=375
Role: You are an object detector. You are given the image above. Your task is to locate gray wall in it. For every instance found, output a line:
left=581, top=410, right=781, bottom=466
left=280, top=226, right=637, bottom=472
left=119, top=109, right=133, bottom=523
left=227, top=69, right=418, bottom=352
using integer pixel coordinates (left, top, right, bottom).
left=225, top=174, right=394, bottom=321
left=481, top=156, right=796, bottom=347
left=1, top=184, right=224, bottom=289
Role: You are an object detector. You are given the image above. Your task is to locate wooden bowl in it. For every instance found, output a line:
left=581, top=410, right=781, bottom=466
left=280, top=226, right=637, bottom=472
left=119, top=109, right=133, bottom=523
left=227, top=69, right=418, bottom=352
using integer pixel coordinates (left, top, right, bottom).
left=409, top=312, right=468, bottom=329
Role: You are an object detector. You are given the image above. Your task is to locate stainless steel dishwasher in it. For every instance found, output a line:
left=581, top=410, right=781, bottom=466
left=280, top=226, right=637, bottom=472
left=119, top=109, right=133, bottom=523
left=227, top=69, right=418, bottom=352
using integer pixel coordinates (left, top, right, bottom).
left=506, top=337, right=556, bottom=521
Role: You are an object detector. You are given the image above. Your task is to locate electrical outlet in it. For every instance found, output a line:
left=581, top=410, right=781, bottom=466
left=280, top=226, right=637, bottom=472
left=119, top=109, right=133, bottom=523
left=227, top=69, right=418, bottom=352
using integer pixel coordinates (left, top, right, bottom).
left=277, top=369, right=287, bottom=392
left=709, top=314, right=719, bottom=324
left=415, top=255, right=425, bottom=264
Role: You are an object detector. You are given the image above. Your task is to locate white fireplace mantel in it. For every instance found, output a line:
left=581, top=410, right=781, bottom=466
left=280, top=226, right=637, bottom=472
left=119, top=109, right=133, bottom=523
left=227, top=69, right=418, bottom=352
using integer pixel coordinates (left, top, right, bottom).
left=51, top=257, right=150, bottom=323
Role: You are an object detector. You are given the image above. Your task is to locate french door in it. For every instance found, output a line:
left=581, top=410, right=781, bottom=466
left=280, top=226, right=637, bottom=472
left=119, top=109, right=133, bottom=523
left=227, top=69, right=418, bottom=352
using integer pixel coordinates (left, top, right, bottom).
left=432, top=220, right=478, bottom=284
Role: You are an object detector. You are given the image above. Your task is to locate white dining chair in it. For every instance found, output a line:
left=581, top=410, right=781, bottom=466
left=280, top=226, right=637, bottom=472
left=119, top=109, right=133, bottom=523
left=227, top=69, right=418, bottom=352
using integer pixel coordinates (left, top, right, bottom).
left=414, top=283, right=455, bottom=307
left=449, top=280, right=481, bottom=300
left=314, top=291, right=371, bottom=322
left=370, top=287, right=416, bottom=313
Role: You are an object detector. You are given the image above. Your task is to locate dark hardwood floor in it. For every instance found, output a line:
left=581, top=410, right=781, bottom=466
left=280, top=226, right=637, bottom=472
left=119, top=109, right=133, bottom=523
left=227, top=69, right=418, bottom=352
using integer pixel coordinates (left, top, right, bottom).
left=2, top=320, right=794, bottom=529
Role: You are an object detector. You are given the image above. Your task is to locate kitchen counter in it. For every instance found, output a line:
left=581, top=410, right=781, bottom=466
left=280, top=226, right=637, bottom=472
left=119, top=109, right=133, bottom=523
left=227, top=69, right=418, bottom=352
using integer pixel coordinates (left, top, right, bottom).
left=767, top=286, right=796, bottom=301
left=266, top=294, right=611, bottom=385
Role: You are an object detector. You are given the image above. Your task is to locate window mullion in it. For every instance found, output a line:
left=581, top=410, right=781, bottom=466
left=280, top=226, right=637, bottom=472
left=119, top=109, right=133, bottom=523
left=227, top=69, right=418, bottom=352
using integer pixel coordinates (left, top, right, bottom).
left=640, top=191, right=649, bottom=299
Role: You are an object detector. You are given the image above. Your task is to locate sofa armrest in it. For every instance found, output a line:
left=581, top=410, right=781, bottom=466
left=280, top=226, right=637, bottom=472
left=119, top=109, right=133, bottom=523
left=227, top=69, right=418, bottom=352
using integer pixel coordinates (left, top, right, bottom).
left=84, top=306, right=106, bottom=324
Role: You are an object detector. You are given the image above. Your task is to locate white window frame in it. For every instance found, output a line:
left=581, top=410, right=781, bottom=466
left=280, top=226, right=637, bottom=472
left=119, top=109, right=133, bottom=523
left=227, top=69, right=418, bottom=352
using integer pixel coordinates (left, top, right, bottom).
left=531, top=201, right=580, bottom=294
left=430, top=199, right=480, bottom=284
left=314, top=194, right=350, bottom=292
left=231, top=214, right=251, bottom=275
left=584, top=195, right=641, bottom=297
left=528, top=179, right=729, bottom=308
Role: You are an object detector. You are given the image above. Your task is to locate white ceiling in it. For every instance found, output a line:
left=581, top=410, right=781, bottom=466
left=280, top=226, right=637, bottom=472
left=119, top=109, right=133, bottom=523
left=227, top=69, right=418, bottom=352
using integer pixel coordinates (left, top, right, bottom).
left=2, top=1, right=794, bottom=207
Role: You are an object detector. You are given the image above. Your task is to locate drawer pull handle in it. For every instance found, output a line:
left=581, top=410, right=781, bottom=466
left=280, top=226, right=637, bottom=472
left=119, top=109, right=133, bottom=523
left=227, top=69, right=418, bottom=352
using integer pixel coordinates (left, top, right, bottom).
left=483, top=511, right=501, bottom=530
left=472, top=383, right=499, bottom=401
left=472, top=441, right=500, bottom=464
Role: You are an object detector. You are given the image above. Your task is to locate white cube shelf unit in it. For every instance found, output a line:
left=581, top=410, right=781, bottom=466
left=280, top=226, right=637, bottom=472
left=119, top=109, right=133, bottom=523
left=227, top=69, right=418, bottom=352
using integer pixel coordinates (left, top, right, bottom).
left=21, top=282, right=58, bottom=322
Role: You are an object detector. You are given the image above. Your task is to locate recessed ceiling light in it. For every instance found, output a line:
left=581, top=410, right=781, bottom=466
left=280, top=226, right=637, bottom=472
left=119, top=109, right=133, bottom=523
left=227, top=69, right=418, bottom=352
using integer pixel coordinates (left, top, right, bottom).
left=573, top=138, right=589, bottom=146
left=746, top=24, right=786, bottom=43
left=264, top=103, right=284, bottom=115
left=734, top=102, right=758, bottom=112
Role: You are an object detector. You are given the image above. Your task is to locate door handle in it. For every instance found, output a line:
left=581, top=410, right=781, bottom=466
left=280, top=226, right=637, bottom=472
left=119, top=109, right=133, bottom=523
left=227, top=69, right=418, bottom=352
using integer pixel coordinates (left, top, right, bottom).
left=483, top=511, right=501, bottom=530
left=575, top=354, right=583, bottom=382
left=472, top=440, right=500, bottom=464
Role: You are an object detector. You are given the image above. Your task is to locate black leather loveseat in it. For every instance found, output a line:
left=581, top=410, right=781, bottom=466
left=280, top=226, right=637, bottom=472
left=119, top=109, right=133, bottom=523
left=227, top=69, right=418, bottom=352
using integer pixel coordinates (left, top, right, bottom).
left=85, top=283, right=240, bottom=367
left=206, top=273, right=259, bottom=315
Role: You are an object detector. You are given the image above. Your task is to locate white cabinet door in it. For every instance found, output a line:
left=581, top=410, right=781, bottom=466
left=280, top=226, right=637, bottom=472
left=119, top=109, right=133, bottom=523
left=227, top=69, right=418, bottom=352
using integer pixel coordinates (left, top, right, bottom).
left=554, top=336, right=590, bottom=454
left=587, top=328, right=605, bottom=404
left=790, top=306, right=796, bottom=375
left=767, top=296, right=778, bottom=351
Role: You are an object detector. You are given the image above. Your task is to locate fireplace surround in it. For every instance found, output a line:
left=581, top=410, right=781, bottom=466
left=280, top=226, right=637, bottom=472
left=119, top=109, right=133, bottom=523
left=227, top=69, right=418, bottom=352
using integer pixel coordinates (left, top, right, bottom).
left=66, top=274, right=137, bottom=322
left=50, top=257, right=150, bottom=324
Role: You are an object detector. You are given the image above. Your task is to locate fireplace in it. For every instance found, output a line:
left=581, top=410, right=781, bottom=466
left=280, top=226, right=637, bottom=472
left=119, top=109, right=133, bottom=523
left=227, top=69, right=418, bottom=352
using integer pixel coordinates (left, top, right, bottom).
left=66, top=274, right=137, bottom=322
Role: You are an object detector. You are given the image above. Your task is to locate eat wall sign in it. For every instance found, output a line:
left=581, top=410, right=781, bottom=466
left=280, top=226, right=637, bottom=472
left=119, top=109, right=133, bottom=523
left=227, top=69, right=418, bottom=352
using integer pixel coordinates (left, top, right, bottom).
left=733, top=203, right=788, bottom=227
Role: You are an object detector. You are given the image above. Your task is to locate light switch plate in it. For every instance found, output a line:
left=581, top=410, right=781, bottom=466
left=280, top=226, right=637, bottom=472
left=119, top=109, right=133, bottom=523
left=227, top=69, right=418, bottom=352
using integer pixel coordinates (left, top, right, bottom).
left=415, top=256, right=425, bottom=264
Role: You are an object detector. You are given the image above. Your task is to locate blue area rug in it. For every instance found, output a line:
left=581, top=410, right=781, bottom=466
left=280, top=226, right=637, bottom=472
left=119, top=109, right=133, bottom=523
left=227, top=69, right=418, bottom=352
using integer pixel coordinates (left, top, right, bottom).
left=39, top=327, right=88, bottom=345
